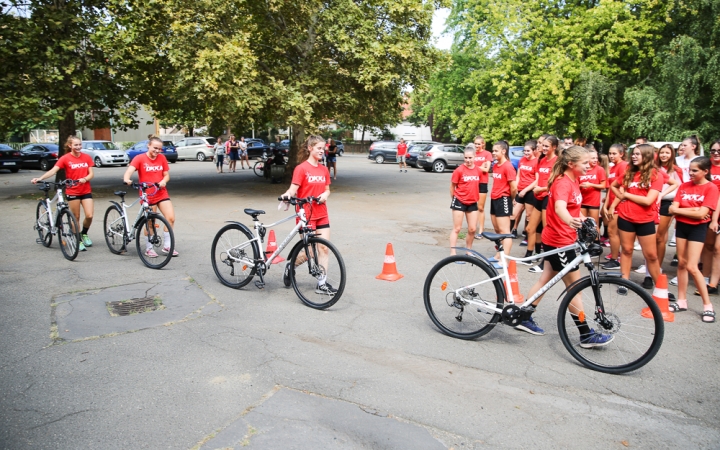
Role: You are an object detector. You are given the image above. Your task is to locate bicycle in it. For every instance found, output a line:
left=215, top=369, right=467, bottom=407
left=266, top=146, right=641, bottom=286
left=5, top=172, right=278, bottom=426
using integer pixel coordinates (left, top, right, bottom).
left=423, top=219, right=664, bottom=374
left=34, top=180, right=81, bottom=261
left=102, top=182, right=175, bottom=269
left=211, top=196, right=346, bottom=310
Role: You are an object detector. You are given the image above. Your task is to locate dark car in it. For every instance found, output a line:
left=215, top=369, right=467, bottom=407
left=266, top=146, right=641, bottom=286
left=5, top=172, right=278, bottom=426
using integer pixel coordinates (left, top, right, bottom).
left=246, top=140, right=271, bottom=159
left=19, top=143, right=59, bottom=171
left=127, top=140, right=178, bottom=163
left=0, top=144, right=22, bottom=173
left=367, top=141, right=400, bottom=164
left=270, top=139, right=290, bottom=158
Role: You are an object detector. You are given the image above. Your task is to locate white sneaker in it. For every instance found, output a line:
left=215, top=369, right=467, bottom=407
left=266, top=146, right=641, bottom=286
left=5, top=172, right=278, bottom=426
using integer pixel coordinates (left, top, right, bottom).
left=528, top=264, right=543, bottom=273
left=634, top=242, right=641, bottom=251
left=634, top=264, right=646, bottom=274
left=670, top=277, right=678, bottom=286
left=669, top=239, right=676, bottom=247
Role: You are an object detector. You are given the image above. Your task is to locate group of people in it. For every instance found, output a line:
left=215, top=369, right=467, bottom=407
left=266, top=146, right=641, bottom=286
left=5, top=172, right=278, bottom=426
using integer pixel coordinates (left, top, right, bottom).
left=449, top=134, right=719, bottom=328
left=213, top=135, right=250, bottom=173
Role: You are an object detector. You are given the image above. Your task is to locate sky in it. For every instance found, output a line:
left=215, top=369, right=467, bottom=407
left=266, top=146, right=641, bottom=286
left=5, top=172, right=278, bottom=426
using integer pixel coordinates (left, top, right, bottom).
left=432, top=8, right=453, bottom=50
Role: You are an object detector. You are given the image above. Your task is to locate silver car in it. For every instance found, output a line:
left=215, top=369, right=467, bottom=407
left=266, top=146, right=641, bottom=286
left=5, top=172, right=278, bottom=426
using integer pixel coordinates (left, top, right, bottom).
left=417, top=143, right=466, bottom=173
left=173, top=136, right=217, bottom=161
left=81, top=141, right=130, bottom=167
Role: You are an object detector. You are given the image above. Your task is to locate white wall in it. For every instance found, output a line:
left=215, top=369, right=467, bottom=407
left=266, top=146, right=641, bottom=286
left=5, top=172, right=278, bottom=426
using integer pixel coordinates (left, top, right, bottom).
left=354, top=121, right=432, bottom=141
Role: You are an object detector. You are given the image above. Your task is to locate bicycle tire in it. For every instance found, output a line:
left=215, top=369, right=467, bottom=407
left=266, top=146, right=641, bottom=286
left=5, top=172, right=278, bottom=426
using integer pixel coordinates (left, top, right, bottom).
left=57, top=209, right=80, bottom=261
left=36, top=201, right=52, bottom=247
left=211, top=223, right=260, bottom=288
left=556, top=275, right=664, bottom=374
left=253, top=161, right=265, bottom=177
left=423, top=254, right=504, bottom=339
left=103, top=205, right=127, bottom=254
left=288, top=236, right=346, bottom=310
left=135, top=214, right=174, bottom=269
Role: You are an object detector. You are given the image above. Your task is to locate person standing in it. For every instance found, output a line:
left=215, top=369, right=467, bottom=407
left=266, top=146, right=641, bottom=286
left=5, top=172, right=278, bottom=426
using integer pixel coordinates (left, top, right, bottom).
left=449, top=146, right=482, bottom=255
left=31, top=136, right=95, bottom=252
left=669, top=157, right=718, bottom=322
left=214, top=137, right=225, bottom=173
left=579, top=147, right=606, bottom=237
left=473, top=136, right=492, bottom=239
left=512, top=140, right=538, bottom=250
left=123, top=137, right=178, bottom=257
left=699, top=140, right=720, bottom=295
left=327, top=138, right=338, bottom=179
left=397, top=138, right=408, bottom=173
left=489, top=140, right=518, bottom=259
left=526, top=135, right=559, bottom=273
left=600, top=144, right=628, bottom=270
left=239, top=137, right=250, bottom=170
left=676, top=135, right=702, bottom=182
left=227, top=135, right=239, bottom=172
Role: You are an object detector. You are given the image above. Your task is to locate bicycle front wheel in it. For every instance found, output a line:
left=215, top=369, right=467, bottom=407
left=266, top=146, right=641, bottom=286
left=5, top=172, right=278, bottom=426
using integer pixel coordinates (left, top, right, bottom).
left=57, top=209, right=80, bottom=261
left=423, top=255, right=504, bottom=339
left=557, top=275, right=664, bottom=374
left=288, top=237, right=346, bottom=310
left=36, top=201, right=52, bottom=247
left=211, top=223, right=260, bottom=288
left=103, top=205, right=127, bottom=254
left=253, top=161, right=265, bottom=177
left=135, top=214, right=174, bottom=269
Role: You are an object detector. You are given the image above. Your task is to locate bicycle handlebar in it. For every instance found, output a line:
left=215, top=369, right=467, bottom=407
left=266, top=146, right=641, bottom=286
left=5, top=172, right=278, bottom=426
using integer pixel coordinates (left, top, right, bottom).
left=277, top=196, right=321, bottom=206
left=36, top=179, right=79, bottom=190
left=127, top=182, right=160, bottom=190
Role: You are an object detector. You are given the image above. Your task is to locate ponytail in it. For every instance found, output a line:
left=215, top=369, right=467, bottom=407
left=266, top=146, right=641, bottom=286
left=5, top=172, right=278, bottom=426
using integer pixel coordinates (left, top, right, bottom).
left=548, top=145, right=588, bottom=188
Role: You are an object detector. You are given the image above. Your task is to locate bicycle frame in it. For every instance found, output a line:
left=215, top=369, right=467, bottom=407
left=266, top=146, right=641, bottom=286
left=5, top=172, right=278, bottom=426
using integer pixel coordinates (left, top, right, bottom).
left=115, top=187, right=154, bottom=243
left=460, top=242, right=592, bottom=314
left=38, top=184, right=69, bottom=234
left=249, top=206, right=311, bottom=269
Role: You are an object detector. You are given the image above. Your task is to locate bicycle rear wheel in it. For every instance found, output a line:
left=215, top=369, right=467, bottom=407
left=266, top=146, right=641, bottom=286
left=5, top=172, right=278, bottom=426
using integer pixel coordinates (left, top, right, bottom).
left=211, top=223, right=260, bottom=288
left=253, top=161, right=265, bottom=177
left=423, top=255, right=504, bottom=339
left=135, top=214, right=174, bottom=269
left=57, top=209, right=80, bottom=261
left=103, top=205, right=127, bottom=254
left=557, top=275, right=664, bottom=374
left=288, top=237, right=346, bottom=310
left=36, top=201, right=52, bottom=247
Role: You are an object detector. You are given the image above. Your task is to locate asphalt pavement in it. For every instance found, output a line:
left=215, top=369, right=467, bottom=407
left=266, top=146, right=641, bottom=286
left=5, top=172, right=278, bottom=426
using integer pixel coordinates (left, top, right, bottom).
left=0, top=155, right=718, bottom=449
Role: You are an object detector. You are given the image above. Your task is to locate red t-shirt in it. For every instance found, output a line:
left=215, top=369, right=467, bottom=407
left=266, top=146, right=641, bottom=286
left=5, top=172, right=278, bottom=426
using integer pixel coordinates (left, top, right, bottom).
left=291, top=161, right=331, bottom=219
left=130, top=152, right=170, bottom=203
left=451, top=165, right=482, bottom=204
left=517, top=157, right=537, bottom=191
left=474, top=150, right=492, bottom=184
left=543, top=175, right=583, bottom=247
left=534, top=155, right=557, bottom=200
left=579, top=165, right=606, bottom=207
left=674, top=181, right=719, bottom=225
left=55, top=152, right=93, bottom=196
left=606, top=161, right=628, bottom=205
left=616, top=169, right=664, bottom=223
left=711, top=164, right=720, bottom=191
left=490, top=160, right=516, bottom=200
left=397, top=143, right=408, bottom=156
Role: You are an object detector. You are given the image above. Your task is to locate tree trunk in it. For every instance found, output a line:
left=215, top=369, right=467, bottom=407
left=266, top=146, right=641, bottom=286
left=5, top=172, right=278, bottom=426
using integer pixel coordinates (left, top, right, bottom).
left=360, top=125, right=366, bottom=144
left=287, top=124, right=305, bottom=181
left=56, top=110, right=76, bottom=181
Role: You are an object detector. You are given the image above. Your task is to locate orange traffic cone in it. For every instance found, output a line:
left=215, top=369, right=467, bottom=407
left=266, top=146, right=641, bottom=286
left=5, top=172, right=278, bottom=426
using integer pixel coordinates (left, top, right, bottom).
left=264, top=230, right=285, bottom=264
left=504, top=260, right=524, bottom=304
left=376, top=243, right=404, bottom=281
left=642, top=274, right=674, bottom=322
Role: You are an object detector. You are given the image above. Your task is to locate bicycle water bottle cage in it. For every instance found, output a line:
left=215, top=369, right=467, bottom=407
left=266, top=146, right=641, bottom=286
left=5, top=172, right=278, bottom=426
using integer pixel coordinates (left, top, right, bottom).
left=244, top=208, right=265, bottom=219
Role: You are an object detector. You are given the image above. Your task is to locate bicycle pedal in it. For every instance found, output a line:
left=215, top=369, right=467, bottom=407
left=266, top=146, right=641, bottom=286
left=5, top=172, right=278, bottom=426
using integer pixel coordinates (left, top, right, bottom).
left=35, top=238, right=42, bottom=244
left=254, top=280, right=265, bottom=289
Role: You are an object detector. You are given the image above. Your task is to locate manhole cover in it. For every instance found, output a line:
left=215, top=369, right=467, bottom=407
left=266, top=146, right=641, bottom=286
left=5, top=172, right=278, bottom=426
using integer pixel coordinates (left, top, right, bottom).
left=106, top=296, right=164, bottom=317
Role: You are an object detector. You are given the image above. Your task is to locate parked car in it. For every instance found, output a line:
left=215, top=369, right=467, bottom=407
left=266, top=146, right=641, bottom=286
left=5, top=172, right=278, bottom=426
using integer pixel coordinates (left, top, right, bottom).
left=0, top=144, right=22, bottom=173
left=81, top=140, right=129, bottom=167
left=126, top=140, right=178, bottom=163
left=509, top=146, right=524, bottom=170
left=246, top=140, right=271, bottom=159
left=367, top=141, right=400, bottom=164
left=417, top=143, right=467, bottom=172
left=270, top=139, right=290, bottom=158
left=406, top=142, right=440, bottom=168
left=19, top=143, right=59, bottom=171
left=173, top=136, right=216, bottom=161
left=334, top=140, right=345, bottom=156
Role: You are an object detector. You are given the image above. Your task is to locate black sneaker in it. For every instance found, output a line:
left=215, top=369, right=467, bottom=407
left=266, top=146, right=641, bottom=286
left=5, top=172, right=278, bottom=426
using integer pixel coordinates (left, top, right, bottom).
left=315, top=282, right=337, bottom=295
left=283, top=263, right=293, bottom=287
left=601, top=259, right=620, bottom=270
left=670, top=255, right=678, bottom=267
left=642, top=276, right=653, bottom=289
left=511, top=229, right=518, bottom=239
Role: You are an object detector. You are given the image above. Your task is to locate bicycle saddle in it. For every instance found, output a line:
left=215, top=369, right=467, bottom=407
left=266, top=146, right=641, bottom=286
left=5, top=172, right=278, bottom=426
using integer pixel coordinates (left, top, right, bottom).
left=482, top=232, right=515, bottom=241
left=244, top=208, right=265, bottom=218
left=114, top=191, right=126, bottom=196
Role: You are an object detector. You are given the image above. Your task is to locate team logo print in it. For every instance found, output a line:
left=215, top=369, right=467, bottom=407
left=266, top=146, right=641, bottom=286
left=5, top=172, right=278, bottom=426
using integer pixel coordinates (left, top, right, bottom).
left=712, top=174, right=720, bottom=181
left=572, top=192, right=583, bottom=205
left=520, top=165, right=533, bottom=171
left=144, top=164, right=164, bottom=172
left=307, top=173, right=326, bottom=183
left=539, top=167, right=550, bottom=174
left=681, top=193, right=705, bottom=202
left=69, top=162, right=88, bottom=169
left=579, top=174, right=596, bottom=182
left=492, top=173, right=502, bottom=179
left=628, top=182, right=640, bottom=188
left=462, top=175, right=480, bottom=182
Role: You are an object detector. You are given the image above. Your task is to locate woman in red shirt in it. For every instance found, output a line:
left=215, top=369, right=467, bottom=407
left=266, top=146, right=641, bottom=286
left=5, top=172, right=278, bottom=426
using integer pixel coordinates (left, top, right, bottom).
left=281, top=135, right=335, bottom=293
left=489, top=140, right=517, bottom=258
left=511, top=140, right=538, bottom=248
left=579, top=147, right=606, bottom=237
left=525, top=135, right=558, bottom=273
left=609, top=144, right=663, bottom=282
left=701, top=140, right=720, bottom=295
left=600, top=144, right=628, bottom=270
left=656, top=144, right=682, bottom=273
left=449, top=146, right=482, bottom=255
left=473, top=136, right=492, bottom=239
left=669, top=157, right=718, bottom=322
left=515, top=145, right=613, bottom=346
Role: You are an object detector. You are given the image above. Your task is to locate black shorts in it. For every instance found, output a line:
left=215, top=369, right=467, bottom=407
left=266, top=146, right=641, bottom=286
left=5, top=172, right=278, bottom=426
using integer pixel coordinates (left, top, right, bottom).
left=66, top=193, right=93, bottom=201
left=542, top=245, right=579, bottom=272
left=490, top=196, right=512, bottom=217
left=515, top=191, right=535, bottom=206
left=675, top=221, right=709, bottom=243
left=534, top=196, right=549, bottom=211
left=581, top=205, right=600, bottom=210
left=617, top=216, right=655, bottom=237
left=479, top=183, right=488, bottom=194
left=450, top=197, right=479, bottom=212
left=659, top=199, right=672, bottom=217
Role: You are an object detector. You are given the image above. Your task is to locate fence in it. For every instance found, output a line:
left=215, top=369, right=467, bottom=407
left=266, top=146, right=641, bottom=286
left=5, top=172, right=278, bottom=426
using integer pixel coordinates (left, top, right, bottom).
left=343, top=143, right=371, bottom=154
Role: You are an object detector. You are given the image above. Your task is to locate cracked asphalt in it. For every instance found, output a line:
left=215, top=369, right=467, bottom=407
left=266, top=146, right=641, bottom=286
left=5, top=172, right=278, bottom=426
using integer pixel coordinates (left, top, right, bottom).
left=1, top=155, right=718, bottom=449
